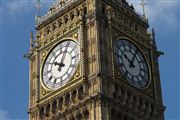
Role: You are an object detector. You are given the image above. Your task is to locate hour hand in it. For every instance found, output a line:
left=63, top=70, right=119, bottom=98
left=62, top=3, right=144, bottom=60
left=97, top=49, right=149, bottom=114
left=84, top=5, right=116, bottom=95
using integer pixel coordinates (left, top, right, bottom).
left=54, top=61, right=59, bottom=66
left=58, top=66, right=62, bottom=71
left=54, top=62, right=65, bottom=71
left=123, top=54, right=131, bottom=63
left=123, top=54, right=135, bottom=68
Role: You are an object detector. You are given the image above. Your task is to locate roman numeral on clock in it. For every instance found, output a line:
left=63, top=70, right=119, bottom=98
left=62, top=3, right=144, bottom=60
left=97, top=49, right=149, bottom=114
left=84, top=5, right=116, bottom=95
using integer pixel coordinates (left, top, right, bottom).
left=141, top=68, right=148, bottom=73
left=53, top=79, right=57, bottom=84
left=70, top=47, right=75, bottom=53
left=71, top=53, right=79, bottom=59
left=139, top=60, right=145, bottom=64
left=115, top=53, right=122, bottom=59
left=71, top=55, right=76, bottom=59
left=119, top=63, right=124, bottom=67
left=43, top=70, right=51, bottom=75
left=52, top=79, right=57, bottom=89
left=70, top=64, right=76, bottom=68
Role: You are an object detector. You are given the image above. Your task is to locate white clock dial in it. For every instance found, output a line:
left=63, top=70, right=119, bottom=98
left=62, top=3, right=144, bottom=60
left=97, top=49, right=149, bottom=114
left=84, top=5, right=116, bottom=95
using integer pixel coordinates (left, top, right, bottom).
left=42, top=40, right=80, bottom=90
left=114, top=39, right=149, bottom=88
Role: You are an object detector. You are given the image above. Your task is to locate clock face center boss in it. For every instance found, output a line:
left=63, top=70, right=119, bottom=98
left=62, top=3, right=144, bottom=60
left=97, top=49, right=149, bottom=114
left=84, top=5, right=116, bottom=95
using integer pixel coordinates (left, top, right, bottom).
left=41, top=40, right=80, bottom=90
left=114, top=39, right=150, bottom=88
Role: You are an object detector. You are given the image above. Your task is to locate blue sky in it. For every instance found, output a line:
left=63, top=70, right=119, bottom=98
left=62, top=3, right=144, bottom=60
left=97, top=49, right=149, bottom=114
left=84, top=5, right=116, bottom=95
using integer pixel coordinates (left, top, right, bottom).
left=0, top=0, right=179, bottom=119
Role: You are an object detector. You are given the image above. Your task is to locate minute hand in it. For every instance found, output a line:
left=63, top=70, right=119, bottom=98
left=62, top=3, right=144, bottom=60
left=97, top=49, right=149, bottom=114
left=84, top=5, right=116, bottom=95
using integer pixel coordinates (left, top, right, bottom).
left=55, top=42, right=70, bottom=72
left=130, top=49, right=138, bottom=67
left=60, top=42, right=70, bottom=64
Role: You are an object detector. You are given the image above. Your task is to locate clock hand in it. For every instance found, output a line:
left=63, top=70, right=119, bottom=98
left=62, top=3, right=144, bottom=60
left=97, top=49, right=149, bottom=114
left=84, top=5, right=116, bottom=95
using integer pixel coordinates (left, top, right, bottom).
left=130, top=49, right=138, bottom=68
left=54, top=42, right=70, bottom=72
left=54, top=61, right=65, bottom=71
left=123, top=54, right=135, bottom=68
left=123, top=54, right=133, bottom=64
left=60, top=41, right=70, bottom=64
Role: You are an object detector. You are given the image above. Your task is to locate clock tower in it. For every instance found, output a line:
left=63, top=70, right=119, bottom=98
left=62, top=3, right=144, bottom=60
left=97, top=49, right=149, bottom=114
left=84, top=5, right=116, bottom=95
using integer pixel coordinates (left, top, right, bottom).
left=27, top=0, right=165, bottom=119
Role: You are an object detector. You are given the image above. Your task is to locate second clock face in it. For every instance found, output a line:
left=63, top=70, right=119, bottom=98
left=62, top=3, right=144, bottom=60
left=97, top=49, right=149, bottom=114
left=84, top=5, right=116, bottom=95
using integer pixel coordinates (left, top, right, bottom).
left=42, top=40, right=80, bottom=90
left=114, top=39, right=149, bottom=88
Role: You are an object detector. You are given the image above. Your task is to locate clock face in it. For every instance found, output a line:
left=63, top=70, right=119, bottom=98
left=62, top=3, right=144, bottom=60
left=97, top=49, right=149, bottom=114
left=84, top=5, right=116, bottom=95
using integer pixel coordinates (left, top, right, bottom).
left=42, top=40, right=80, bottom=90
left=114, top=39, right=149, bottom=88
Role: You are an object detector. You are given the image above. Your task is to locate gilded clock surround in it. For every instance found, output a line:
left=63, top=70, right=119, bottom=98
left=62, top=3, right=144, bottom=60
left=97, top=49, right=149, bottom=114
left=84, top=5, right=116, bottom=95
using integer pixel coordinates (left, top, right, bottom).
left=27, top=0, right=165, bottom=120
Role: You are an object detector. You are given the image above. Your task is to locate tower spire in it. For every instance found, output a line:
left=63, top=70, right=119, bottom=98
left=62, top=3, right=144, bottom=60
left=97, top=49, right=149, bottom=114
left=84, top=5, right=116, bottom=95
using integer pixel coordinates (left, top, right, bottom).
left=140, top=0, right=146, bottom=18
left=35, top=0, right=42, bottom=17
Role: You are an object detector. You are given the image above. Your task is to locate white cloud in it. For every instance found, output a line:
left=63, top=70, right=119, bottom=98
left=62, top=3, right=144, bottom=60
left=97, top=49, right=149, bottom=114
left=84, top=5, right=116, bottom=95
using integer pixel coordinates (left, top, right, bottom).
left=0, top=110, right=9, bottom=120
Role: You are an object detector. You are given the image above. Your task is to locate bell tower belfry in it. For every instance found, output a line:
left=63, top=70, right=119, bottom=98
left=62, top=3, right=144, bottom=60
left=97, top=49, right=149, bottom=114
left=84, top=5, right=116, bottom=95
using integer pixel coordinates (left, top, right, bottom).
left=27, top=0, right=165, bottom=119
